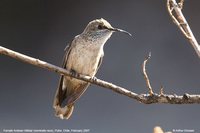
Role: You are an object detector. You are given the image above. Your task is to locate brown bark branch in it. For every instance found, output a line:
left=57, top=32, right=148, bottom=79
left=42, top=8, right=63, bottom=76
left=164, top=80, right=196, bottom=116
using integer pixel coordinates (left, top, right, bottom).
left=0, top=46, right=200, bottom=104
left=167, top=0, right=200, bottom=58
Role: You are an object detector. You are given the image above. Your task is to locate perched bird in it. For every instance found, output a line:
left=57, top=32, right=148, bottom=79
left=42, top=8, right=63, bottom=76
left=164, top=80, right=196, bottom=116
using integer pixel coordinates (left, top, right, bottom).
left=53, top=18, right=131, bottom=119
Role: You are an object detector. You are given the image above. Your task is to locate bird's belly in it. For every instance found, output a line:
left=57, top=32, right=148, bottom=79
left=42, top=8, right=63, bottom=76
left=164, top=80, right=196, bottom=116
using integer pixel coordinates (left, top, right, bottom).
left=65, top=45, right=102, bottom=86
left=69, top=49, right=100, bottom=75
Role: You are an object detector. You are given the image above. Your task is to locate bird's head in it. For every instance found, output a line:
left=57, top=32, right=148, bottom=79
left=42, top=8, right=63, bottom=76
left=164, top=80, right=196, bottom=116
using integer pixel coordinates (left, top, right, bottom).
left=82, top=18, right=131, bottom=40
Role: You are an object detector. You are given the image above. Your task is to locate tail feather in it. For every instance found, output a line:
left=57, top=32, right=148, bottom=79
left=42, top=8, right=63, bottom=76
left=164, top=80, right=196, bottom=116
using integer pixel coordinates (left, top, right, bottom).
left=54, top=104, right=74, bottom=120
left=53, top=73, right=89, bottom=120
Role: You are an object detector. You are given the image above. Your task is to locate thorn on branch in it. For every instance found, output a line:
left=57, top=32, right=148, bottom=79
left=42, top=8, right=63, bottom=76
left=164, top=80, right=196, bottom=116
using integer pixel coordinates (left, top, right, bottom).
left=160, top=86, right=164, bottom=96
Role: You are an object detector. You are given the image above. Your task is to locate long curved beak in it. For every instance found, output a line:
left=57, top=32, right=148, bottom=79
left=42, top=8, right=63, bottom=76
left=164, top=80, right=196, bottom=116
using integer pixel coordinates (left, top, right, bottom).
left=108, top=27, right=132, bottom=36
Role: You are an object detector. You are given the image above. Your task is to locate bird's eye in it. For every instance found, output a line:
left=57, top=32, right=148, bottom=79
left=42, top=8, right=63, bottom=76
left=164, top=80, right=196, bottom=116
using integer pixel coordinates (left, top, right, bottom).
left=97, top=25, right=103, bottom=30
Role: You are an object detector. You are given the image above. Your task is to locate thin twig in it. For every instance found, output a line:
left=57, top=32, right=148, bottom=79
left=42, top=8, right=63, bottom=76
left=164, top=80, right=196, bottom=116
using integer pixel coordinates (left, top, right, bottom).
left=167, top=0, right=200, bottom=58
left=0, top=46, right=200, bottom=104
left=160, top=86, right=164, bottom=96
left=142, top=52, right=153, bottom=95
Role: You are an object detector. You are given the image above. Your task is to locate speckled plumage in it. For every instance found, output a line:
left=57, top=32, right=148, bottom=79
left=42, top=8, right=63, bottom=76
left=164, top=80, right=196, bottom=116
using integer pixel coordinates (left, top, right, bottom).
left=53, top=18, right=130, bottom=119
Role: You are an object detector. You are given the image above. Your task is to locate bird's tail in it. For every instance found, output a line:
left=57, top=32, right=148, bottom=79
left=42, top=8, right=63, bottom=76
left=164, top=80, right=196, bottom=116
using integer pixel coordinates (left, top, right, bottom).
left=54, top=104, right=74, bottom=120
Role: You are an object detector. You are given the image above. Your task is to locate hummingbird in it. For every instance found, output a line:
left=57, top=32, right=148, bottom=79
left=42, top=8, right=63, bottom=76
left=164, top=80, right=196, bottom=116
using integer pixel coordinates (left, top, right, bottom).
left=53, top=18, right=131, bottom=119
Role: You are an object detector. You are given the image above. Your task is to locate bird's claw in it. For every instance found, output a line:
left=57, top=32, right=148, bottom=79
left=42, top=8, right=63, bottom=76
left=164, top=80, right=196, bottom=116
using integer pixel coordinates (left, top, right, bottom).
left=91, top=76, right=98, bottom=82
left=70, top=69, right=79, bottom=77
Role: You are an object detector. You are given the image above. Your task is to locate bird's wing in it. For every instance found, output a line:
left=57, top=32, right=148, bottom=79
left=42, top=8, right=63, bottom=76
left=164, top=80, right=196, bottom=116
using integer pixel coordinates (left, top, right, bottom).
left=53, top=36, right=90, bottom=108
left=53, top=40, right=73, bottom=108
left=97, top=53, right=104, bottom=72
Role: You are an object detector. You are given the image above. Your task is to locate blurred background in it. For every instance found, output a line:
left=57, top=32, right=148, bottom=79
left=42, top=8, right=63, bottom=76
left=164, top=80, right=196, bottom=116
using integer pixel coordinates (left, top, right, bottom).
left=0, top=0, right=200, bottom=133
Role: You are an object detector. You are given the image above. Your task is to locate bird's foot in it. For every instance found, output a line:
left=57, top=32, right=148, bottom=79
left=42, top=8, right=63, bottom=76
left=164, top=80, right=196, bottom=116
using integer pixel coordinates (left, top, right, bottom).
left=70, top=69, right=79, bottom=77
left=91, top=76, right=98, bottom=82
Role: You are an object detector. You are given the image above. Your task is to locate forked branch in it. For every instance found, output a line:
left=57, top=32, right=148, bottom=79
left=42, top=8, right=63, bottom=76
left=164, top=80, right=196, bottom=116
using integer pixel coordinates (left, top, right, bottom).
left=167, top=0, right=200, bottom=58
left=0, top=46, right=200, bottom=104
